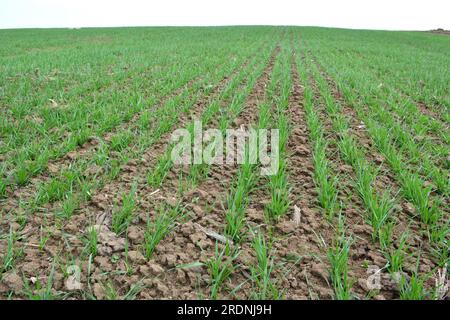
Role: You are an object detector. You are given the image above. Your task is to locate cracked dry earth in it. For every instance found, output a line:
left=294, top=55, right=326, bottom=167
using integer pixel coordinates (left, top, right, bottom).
left=0, top=27, right=448, bottom=300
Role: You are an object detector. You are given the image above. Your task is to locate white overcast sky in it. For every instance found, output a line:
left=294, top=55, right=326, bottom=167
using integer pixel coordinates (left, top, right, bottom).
left=1, top=0, right=449, bottom=30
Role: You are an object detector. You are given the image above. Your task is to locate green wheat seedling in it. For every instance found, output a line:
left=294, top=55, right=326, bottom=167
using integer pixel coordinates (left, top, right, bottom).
left=354, top=162, right=394, bottom=241
left=205, top=242, right=238, bottom=300
left=313, top=140, right=339, bottom=219
left=379, top=220, right=396, bottom=251
left=1, top=227, right=17, bottom=274
left=399, top=172, right=442, bottom=226
left=338, top=135, right=364, bottom=167
left=370, top=191, right=395, bottom=241
left=144, top=204, right=183, bottom=260
left=147, top=148, right=174, bottom=188
left=0, top=176, right=6, bottom=199
left=102, top=280, right=145, bottom=300
left=264, top=163, right=291, bottom=221
left=138, top=110, right=151, bottom=130
left=257, top=102, right=272, bottom=129
left=225, top=181, right=249, bottom=242
left=265, top=150, right=290, bottom=215
left=38, top=226, right=50, bottom=251
left=93, top=142, right=109, bottom=167
left=427, top=219, right=449, bottom=265
left=277, top=112, right=290, bottom=154
left=103, top=282, right=119, bottom=300
left=249, top=231, right=282, bottom=300
left=188, top=163, right=210, bottom=187
left=56, top=194, right=79, bottom=219
left=386, top=231, right=409, bottom=273
left=368, top=125, right=405, bottom=173
left=123, top=281, right=146, bottom=300
left=225, top=154, right=259, bottom=242
left=15, top=165, right=30, bottom=186
left=426, top=164, right=449, bottom=197
left=112, top=184, right=138, bottom=235
left=327, top=215, right=353, bottom=300
left=35, top=168, right=83, bottom=205
left=238, top=160, right=259, bottom=192
left=399, top=257, right=431, bottom=300
left=84, top=225, right=98, bottom=258
left=123, top=240, right=134, bottom=276
left=305, top=112, right=323, bottom=143
left=399, top=272, right=430, bottom=300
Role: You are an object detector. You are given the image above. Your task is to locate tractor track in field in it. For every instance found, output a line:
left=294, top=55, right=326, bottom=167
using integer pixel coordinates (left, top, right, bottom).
left=0, top=44, right=272, bottom=298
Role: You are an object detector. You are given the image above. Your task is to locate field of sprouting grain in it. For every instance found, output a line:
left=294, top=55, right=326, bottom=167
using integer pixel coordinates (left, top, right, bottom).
left=0, top=26, right=448, bottom=300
